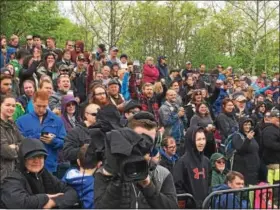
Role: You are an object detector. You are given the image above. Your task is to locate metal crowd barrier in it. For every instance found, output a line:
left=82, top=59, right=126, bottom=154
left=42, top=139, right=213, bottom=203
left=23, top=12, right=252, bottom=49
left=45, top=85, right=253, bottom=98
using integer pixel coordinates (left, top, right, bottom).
left=202, top=184, right=280, bottom=209
left=177, top=193, right=196, bottom=209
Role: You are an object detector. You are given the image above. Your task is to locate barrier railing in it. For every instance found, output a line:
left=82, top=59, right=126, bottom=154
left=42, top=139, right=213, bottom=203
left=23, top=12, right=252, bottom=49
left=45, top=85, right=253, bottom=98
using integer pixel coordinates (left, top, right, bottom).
left=177, top=193, right=196, bottom=209
left=202, top=184, right=280, bottom=209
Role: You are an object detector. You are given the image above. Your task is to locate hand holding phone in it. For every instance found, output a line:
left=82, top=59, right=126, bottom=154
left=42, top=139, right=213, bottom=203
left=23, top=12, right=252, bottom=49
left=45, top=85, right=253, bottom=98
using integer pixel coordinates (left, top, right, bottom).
left=40, top=133, right=56, bottom=144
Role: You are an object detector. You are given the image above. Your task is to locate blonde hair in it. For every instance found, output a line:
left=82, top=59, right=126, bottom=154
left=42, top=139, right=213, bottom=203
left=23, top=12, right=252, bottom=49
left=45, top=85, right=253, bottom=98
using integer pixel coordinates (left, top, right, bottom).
left=10, top=34, right=19, bottom=41
left=145, top=56, right=154, bottom=64
left=153, top=81, right=163, bottom=94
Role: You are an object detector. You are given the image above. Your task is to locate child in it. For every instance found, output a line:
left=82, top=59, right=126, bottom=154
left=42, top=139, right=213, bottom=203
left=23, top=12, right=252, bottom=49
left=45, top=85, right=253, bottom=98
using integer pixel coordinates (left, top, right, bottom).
left=62, top=144, right=101, bottom=209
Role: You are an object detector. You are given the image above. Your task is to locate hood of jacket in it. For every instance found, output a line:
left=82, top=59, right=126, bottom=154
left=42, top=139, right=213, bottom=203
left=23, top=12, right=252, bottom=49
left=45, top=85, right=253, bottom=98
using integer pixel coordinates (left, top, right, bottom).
left=0, top=119, right=14, bottom=129
left=184, top=125, right=205, bottom=161
left=254, top=102, right=266, bottom=114
left=61, top=94, right=78, bottom=115
left=210, top=153, right=225, bottom=169
left=18, top=138, right=48, bottom=172
left=238, top=117, right=254, bottom=134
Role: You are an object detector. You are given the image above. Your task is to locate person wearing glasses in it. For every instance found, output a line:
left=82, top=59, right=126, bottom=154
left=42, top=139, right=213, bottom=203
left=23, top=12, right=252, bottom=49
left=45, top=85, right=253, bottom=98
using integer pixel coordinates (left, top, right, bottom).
left=61, top=95, right=82, bottom=133
left=209, top=153, right=227, bottom=189
left=159, top=136, right=179, bottom=173
left=63, top=103, right=100, bottom=166
left=120, top=99, right=142, bottom=126
left=21, top=35, right=33, bottom=50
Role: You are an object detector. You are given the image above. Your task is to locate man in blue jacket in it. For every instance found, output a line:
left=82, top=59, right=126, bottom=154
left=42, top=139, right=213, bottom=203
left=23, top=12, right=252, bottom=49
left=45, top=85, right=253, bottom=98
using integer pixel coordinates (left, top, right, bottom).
left=16, top=90, right=66, bottom=173
left=212, top=171, right=249, bottom=209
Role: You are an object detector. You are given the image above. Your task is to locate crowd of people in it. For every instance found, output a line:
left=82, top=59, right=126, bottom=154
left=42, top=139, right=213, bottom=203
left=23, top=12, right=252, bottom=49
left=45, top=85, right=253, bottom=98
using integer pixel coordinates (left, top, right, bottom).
left=0, top=33, right=280, bottom=209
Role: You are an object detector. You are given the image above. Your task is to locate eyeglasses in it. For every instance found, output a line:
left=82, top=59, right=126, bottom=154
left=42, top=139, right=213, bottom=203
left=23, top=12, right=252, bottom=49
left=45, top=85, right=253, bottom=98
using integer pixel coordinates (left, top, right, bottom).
left=60, top=69, right=69, bottom=72
left=66, top=102, right=76, bottom=107
left=67, top=45, right=74, bottom=47
left=95, top=92, right=106, bottom=96
left=87, top=112, right=97, bottom=116
left=167, top=146, right=176, bottom=149
left=216, top=160, right=225, bottom=164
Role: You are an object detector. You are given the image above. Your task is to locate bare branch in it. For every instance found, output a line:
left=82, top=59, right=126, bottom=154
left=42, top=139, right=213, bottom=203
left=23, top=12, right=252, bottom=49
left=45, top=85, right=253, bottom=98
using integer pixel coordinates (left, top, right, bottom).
left=90, top=1, right=110, bottom=29
left=228, top=1, right=256, bottom=23
left=256, top=27, right=279, bottom=42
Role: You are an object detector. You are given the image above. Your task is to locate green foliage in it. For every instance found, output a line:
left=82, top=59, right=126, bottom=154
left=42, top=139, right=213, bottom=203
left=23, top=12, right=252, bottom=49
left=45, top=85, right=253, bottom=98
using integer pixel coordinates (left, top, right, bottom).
left=1, top=1, right=279, bottom=75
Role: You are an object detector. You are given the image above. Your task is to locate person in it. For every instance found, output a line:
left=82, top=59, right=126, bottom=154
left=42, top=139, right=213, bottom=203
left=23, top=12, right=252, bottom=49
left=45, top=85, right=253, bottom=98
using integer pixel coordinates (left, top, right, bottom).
left=94, top=111, right=178, bottom=209
left=4, top=64, right=20, bottom=97
left=62, top=144, right=101, bottom=209
left=61, top=94, right=81, bottom=132
left=0, top=94, right=24, bottom=183
left=1, top=138, right=78, bottom=209
left=22, top=35, right=33, bottom=50
left=156, top=55, right=168, bottom=80
left=17, top=80, right=36, bottom=111
left=251, top=102, right=267, bottom=125
left=101, top=65, right=111, bottom=86
left=212, top=80, right=229, bottom=117
left=65, top=40, right=74, bottom=52
left=39, top=79, right=54, bottom=97
left=107, top=79, right=125, bottom=111
left=169, top=80, right=183, bottom=106
left=182, top=75, right=196, bottom=105
left=212, top=171, right=248, bottom=209
left=49, top=74, right=71, bottom=111
left=95, top=43, right=106, bottom=61
left=233, top=94, right=250, bottom=119
left=159, top=136, right=179, bottom=173
left=121, top=99, right=142, bottom=126
left=264, top=89, right=275, bottom=110
left=190, top=103, right=216, bottom=158
left=209, top=153, right=227, bottom=188
left=262, top=108, right=280, bottom=185
left=216, top=98, right=239, bottom=143
left=230, top=117, right=260, bottom=185
left=181, top=61, right=194, bottom=79
left=106, top=46, right=121, bottom=67
left=139, top=82, right=166, bottom=122
left=142, top=57, right=159, bottom=84
left=37, top=52, right=58, bottom=81
left=0, top=74, right=12, bottom=97
left=159, top=89, right=187, bottom=147
left=72, top=54, right=87, bottom=103
left=173, top=126, right=210, bottom=208
left=63, top=103, right=100, bottom=166
left=119, top=53, right=128, bottom=69
left=16, top=90, right=66, bottom=173
left=71, top=40, right=87, bottom=63
left=56, top=49, right=75, bottom=70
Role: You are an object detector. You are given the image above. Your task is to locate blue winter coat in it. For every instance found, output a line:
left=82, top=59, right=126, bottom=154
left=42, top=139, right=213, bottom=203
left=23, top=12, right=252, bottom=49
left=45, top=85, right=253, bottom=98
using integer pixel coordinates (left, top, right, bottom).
left=62, top=168, right=94, bottom=209
left=16, top=110, right=66, bottom=172
left=121, top=71, right=130, bottom=101
left=212, top=184, right=249, bottom=209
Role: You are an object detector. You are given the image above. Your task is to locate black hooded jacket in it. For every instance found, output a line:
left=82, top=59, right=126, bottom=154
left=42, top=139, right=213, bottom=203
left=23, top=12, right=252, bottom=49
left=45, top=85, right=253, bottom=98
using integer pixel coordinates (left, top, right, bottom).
left=232, top=118, right=260, bottom=185
left=1, top=138, right=78, bottom=209
left=173, top=126, right=210, bottom=208
left=262, top=123, right=280, bottom=165
left=94, top=128, right=178, bottom=209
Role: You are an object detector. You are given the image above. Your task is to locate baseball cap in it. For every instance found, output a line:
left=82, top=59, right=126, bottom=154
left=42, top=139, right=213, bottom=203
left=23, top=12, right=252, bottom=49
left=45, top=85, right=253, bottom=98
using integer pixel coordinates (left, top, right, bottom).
left=26, top=35, right=33, bottom=40
left=270, top=109, right=280, bottom=118
left=25, top=150, right=48, bottom=159
left=265, top=90, right=273, bottom=95
left=110, top=46, right=119, bottom=52
left=235, top=95, right=247, bottom=102
left=272, top=78, right=278, bottom=82
left=124, top=100, right=142, bottom=113
left=186, top=61, right=191, bottom=65
left=108, top=79, right=120, bottom=86
left=77, top=54, right=85, bottom=61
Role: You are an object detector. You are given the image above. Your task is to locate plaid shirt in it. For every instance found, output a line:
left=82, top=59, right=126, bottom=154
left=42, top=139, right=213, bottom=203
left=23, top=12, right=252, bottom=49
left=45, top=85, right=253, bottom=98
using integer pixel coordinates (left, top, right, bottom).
left=139, top=94, right=160, bottom=122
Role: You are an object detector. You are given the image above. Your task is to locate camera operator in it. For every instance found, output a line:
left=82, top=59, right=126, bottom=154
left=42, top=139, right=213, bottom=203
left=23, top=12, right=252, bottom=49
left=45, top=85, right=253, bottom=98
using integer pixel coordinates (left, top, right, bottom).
left=94, top=111, right=178, bottom=209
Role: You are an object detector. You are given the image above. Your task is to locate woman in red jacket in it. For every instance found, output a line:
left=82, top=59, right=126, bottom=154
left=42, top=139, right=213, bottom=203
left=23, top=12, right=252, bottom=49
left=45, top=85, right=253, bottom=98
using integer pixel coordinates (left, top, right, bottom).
left=142, top=56, right=159, bottom=84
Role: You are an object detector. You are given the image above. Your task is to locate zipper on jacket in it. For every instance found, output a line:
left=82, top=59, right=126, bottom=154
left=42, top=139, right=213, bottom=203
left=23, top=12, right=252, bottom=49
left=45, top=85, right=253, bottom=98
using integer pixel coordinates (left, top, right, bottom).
left=132, top=183, right=140, bottom=209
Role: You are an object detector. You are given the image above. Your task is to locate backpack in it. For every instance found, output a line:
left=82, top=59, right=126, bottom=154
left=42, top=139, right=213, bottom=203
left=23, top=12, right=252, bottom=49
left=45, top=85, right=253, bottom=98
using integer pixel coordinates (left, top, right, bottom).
left=220, top=131, right=245, bottom=170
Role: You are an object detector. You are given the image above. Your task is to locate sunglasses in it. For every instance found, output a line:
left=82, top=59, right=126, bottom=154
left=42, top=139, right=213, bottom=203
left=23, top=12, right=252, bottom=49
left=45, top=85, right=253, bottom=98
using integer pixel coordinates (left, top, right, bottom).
left=216, top=160, right=225, bottom=164
left=60, top=69, right=69, bottom=72
left=67, top=102, right=76, bottom=107
left=87, top=112, right=97, bottom=116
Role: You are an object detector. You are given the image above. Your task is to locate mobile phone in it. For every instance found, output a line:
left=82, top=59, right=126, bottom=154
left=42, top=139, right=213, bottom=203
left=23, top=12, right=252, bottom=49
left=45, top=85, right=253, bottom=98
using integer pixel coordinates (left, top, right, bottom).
left=41, top=132, right=49, bottom=136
